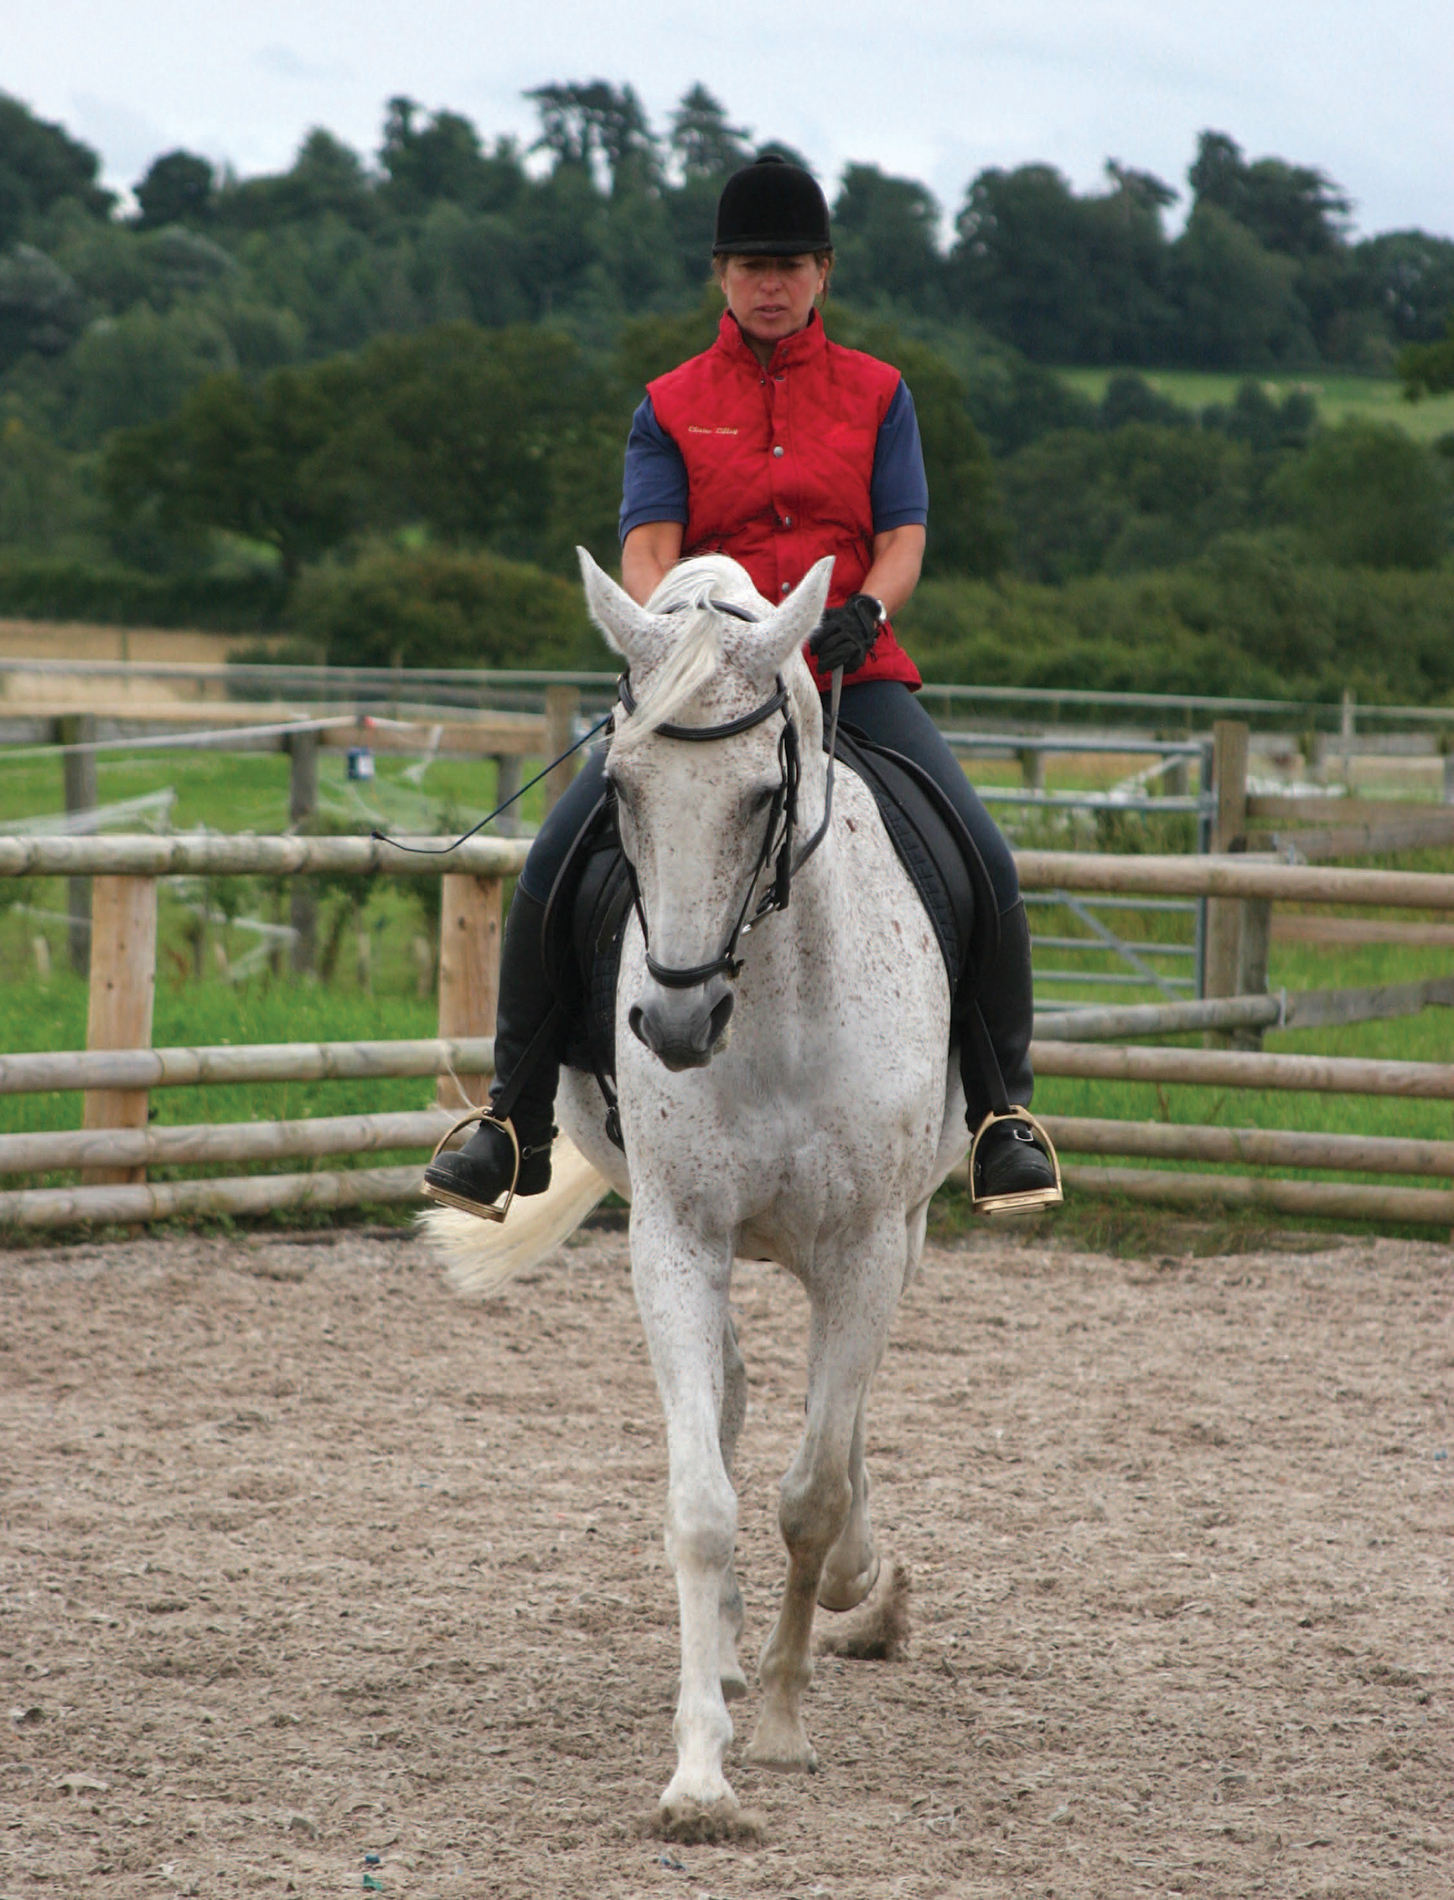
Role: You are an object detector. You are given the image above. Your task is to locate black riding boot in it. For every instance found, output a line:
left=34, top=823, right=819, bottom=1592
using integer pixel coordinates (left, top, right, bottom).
left=424, top=887, right=564, bottom=1216
left=961, top=898, right=1060, bottom=1207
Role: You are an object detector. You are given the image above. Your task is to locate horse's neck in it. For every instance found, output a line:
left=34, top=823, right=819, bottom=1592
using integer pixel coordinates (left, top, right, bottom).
left=764, top=664, right=846, bottom=965
left=751, top=780, right=862, bottom=1003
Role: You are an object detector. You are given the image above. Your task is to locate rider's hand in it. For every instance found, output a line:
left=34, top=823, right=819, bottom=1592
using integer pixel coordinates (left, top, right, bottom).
left=808, top=594, right=884, bottom=674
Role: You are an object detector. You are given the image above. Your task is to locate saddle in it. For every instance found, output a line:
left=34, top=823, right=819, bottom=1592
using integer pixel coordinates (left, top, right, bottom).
left=541, top=727, right=999, bottom=1148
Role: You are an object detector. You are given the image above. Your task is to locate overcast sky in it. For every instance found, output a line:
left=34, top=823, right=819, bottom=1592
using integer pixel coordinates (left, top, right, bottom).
left=9, top=0, right=1452, bottom=241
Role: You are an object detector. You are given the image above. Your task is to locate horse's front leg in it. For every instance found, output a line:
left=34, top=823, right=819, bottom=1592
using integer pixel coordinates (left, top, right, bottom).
left=718, top=1311, right=749, bottom=1701
left=747, top=1228, right=902, bottom=1772
left=817, top=1388, right=880, bottom=1611
left=632, top=1209, right=741, bottom=1828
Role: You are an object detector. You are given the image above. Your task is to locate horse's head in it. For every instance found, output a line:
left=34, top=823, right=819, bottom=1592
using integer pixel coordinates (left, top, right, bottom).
left=578, top=549, right=833, bottom=1073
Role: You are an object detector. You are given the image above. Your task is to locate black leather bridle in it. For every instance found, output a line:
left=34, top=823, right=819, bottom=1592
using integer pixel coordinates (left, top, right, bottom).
left=614, top=600, right=842, bottom=991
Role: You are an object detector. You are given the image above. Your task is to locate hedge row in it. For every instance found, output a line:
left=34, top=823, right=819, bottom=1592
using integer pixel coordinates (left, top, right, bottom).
left=4, top=539, right=1454, bottom=709
left=0, top=557, right=287, bottom=630
left=902, top=537, right=1454, bottom=707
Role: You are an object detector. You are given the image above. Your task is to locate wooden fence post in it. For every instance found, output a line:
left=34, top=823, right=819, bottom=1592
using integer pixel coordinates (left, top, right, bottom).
left=82, top=875, right=158, bottom=1187
left=1203, top=721, right=1250, bottom=1027
left=1232, top=898, right=1274, bottom=1051
left=58, top=714, right=97, bottom=977
left=543, top=685, right=580, bottom=816
left=436, top=873, right=502, bottom=1112
left=494, top=755, right=522, bottom=835
left=287, top=730, right=318, bottom=975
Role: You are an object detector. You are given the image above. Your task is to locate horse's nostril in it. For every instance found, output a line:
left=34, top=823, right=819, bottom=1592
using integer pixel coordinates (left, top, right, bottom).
left=707, top=992, right=735, bottom=1050
left=628, top=1004, right=655, bottom=1051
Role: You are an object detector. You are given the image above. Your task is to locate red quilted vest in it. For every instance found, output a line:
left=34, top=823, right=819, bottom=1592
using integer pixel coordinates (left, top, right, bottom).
left=647, top=312, right=922, bottom=692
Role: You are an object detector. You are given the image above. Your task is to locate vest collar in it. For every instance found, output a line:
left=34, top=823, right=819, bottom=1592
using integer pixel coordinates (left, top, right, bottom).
left=716, top=308, right=828, bottom=374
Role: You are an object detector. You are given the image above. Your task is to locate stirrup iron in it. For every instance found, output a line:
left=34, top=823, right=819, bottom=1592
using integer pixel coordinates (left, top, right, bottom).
left=421, top=1107, right=522, bottom=1224
left=969, top=1105, right=1064, bottom=1217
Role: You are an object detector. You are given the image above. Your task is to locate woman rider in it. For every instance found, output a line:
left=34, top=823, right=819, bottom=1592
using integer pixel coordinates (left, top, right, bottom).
left=425, top=153, right=1057, bottom=1217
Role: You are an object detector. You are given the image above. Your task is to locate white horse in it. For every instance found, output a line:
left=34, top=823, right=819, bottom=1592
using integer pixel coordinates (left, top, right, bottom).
left=425, top=551, right=970, bottom=1835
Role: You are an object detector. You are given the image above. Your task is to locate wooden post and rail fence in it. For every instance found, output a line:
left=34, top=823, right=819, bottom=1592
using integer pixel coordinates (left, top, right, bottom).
left=2, top=832, right=1454, bottom=1232
left=3, top=688, right=581, bottom=977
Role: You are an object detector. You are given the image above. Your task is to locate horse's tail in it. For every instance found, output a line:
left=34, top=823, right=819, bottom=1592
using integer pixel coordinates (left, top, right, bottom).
left=416, top=1135, right=612, bottom=1297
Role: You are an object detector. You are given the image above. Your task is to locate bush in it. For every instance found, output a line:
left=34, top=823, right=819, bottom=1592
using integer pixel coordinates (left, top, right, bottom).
left=1268, top=419, right=1451, bottom=569
left=0, top=554, right=286, bottom=627
left=290, top=541, right=601, bottom=670
left=997, top=423, right=1254, bottom=583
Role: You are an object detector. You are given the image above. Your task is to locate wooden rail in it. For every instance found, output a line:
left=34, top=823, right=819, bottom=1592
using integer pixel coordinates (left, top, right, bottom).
left=6, top=834, right=1454, bottom=905
left=0, top=1038, right=495, bottom=1095
left=0, top=1166, right=427, bottom=1232
left=1032, top=1042, right=1454, bottom=1099
left=1042, top=1116, right=1454, bottom=1177
left=1053, top=1168, right=1454, bottom=1225
left=0, top=835, right=530, bottom=878
left=0, top=1108, right=454, bottom=1175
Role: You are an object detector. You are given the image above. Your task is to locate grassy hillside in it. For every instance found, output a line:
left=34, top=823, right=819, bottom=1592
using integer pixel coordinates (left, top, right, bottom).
left=1056, top=368, right=1454, bottom=444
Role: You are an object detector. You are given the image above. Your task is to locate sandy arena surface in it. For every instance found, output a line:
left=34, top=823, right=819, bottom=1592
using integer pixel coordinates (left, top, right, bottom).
left=1, top=1217, right=1450, bottom=1898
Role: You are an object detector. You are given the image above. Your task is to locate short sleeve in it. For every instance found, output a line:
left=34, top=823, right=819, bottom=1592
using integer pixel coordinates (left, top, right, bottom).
left=869, top=380, right=930, bottom=531
left=619, top=396, right=690, bottom=541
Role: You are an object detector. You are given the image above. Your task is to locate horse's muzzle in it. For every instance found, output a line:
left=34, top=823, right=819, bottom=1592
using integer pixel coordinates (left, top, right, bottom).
left=629, top=977, right=735, bottom=1072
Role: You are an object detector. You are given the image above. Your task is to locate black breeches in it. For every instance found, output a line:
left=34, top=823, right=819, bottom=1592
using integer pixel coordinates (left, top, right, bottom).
left=517, top=744, right=611, bottom=906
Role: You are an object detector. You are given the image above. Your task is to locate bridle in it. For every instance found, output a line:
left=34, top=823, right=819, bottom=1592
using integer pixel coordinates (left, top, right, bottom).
left=614, top=598, right=842, bottom=991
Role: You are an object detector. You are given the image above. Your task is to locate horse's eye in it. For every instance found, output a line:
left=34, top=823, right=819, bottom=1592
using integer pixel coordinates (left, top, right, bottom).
left=750, top=786, right=777, bottom=814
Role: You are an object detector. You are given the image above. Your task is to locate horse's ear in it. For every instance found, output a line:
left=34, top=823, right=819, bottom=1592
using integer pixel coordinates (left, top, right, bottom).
left=577, top=547, right=654, bottom=660
left=753, top=556, right=835, bottom=672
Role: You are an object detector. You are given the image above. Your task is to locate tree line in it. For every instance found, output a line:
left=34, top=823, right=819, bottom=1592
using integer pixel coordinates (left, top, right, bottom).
left=3, top=82, right=1453, bottom=423
left=0, top=83, right=1451, bottom=705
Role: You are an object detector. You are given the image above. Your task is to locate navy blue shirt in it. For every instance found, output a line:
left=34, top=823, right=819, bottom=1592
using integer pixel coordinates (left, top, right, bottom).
left=620, top=379, right=930, bottom=543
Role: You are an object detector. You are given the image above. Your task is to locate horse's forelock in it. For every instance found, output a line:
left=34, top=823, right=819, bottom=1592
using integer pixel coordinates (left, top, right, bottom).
left=610, top=600, right=722, bottom=753
left=614, top=560, right=768, bottom=753
left=644, top=555, right=767, bottom=620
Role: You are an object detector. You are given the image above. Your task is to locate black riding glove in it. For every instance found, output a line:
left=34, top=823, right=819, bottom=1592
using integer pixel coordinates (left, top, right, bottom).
left=808, top=593, right=884, bottom=675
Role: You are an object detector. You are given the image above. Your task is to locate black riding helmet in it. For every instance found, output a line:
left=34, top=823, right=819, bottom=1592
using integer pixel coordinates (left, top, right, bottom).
left=713, top=153, right=832, bottom=255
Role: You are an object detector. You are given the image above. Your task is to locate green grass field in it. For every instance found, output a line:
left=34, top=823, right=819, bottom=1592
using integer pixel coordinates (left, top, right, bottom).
left=1055, top=366, right=1454, bottom=444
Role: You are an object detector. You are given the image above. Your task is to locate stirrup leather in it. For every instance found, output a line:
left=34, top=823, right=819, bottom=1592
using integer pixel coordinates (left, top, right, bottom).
left=969, top=1105, right=1064, bottom=1217
left=421, top=1107, right=522, bottom=1224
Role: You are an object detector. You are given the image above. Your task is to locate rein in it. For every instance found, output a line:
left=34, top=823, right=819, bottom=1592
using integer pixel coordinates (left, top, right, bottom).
left=615, top=603, right=842, bottom=990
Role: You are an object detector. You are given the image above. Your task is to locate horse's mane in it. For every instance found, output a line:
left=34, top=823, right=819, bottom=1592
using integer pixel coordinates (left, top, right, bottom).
left=611, top=558, right=767, bottom=755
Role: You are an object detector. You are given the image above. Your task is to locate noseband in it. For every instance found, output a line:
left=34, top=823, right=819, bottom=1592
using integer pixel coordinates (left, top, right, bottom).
left=615, top=598, right=841, bottom=992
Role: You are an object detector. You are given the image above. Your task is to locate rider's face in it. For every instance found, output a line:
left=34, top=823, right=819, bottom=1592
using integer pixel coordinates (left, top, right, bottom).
left=719, top=254, right=828, bottom=354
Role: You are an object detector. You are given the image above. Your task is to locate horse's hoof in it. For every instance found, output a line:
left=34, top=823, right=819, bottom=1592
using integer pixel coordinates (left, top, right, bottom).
left=817, top=1547, right=880, bottom=1613
left=653, top=1791, right=763, bottom=1845
left=744, top=1711, right=818, bottom=1774
left=720, top=1661, right=749, bottom=1701
left=817, top=1558, right=912, bottom=1662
